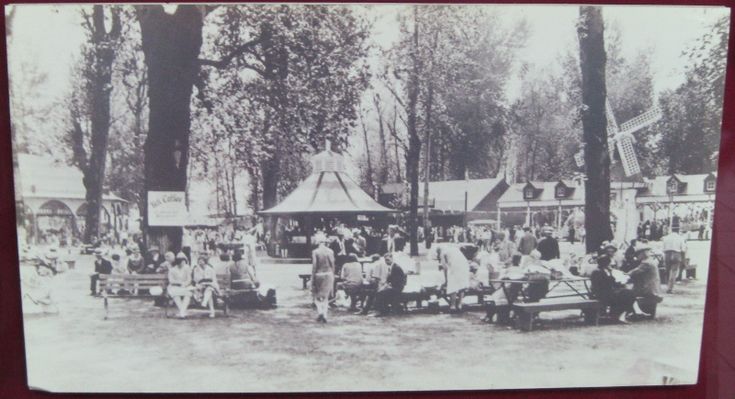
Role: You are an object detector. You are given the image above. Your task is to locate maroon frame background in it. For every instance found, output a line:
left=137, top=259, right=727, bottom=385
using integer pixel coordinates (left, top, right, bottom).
left=1, top=1, right=733, bottom=398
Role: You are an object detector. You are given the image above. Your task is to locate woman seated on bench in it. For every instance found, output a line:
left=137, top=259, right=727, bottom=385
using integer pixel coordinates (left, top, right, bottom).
left=590, top=255, right=636, bottom=324
left=340, top=254, right=364, bottom=311
left=168, top=252, right=193, bottom=319
left=482, top=255, right=526, bottom=323
left=226, top=247, right=277, bottom=308
left=192, top=255, right=220, bottom=318
left=227, top=252, right=259, bottom=290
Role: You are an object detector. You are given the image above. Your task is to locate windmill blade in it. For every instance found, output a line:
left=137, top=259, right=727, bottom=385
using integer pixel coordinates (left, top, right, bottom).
left=605, top=99, right=619, bottom=137
left=616, top=135, right=641, bottom=176
left=619, top=106, right=663, bottom=134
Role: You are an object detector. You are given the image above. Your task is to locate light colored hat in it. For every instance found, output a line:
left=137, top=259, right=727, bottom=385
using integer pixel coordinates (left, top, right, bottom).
left=175, top=252, right=188, bottom=260
left=530, top=249, right=542, bottom=260
left=635, top=243, right=652, bottom=254
left=45, top=248, right=60, bottom=259
left=601, top=241, right=617, bottom=251
left=93, top=248, right=104, bottom=255
left=313, top=231, right=328, bottom=244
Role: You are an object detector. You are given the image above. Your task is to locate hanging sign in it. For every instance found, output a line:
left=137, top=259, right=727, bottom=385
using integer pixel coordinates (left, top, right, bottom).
left=148, top=191, right=187, bottom=226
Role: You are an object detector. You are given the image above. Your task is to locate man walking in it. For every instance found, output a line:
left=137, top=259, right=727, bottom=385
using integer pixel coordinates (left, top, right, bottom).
left=662, top=227, right=687, bottom=294
left=517, top=226, right=537, bottom=256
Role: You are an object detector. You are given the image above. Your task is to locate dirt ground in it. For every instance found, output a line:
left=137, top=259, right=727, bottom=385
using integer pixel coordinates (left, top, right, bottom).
left=20, top=241, right=710, bottom=393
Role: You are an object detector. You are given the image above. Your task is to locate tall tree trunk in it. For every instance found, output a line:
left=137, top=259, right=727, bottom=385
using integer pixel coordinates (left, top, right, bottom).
left=79, top=6, right=121, bottom=244
left=248, top=166, right=260, bottom=212
left=422, top=78, right=434, bottom=233
left=230, top=165, right=238, bottom=216
left=137, top=5, right=204, bottom=253
left=261, top=155, right=280, bottom=243
left=360, top=115, right=374, bottom=194
left=578, top=6, right=613, bottom=253
left=406, top=6, right=421, bottom=256
left=374, top=95, right=389, bottom=185
left=391, top=106, right=402, bottom=182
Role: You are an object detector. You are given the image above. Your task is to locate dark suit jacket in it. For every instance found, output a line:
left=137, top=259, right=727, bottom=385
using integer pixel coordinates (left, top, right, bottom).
left=537, top=237, right=560, bottom=260
left=387, top=264, right=407, bottom=292
left=95, top=259, right=113, bottom=274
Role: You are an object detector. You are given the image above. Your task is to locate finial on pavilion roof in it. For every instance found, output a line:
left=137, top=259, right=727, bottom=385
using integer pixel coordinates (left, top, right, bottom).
left=311, top=138, right=345, bottom=174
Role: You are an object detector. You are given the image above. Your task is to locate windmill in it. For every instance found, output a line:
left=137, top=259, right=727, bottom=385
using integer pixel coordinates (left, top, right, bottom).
left=575, top=99, right=662, bottom=177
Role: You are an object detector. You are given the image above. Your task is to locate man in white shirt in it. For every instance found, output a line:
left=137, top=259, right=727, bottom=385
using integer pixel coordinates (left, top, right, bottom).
left=662, top=228, right=687, bottom=293
left=360, top=255, right=391, bottom=315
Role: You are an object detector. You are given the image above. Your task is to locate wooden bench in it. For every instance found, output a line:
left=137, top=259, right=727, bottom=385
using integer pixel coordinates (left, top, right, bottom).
left=513, top=299, right=601, bottom=332
left=463, top=286, right=497, bottom=305
left=218, top=275, right=276, bottom=311
left=97, top=274, right=168, bottom=319
left=98, top=274, right=271, bottom=319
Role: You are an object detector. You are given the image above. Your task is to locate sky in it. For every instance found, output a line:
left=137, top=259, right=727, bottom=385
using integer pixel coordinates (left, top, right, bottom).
left=5, top=4, right=729, bottom=215
left=6, top=4, right=728, bottom=102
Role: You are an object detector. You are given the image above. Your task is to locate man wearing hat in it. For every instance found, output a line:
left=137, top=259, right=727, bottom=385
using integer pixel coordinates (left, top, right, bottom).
left=536, top=227, right=560, bottom=261
left=626, top=242, right=663, bottom=305
left=90, top=248, right=112, bottom=296
left=329, top=230, right=348, bottom=276
left=144, top=246, right=164, bottom=274
left=662, top=227, right=687, bottom=293
left=517, top=226, right=537, bottom=256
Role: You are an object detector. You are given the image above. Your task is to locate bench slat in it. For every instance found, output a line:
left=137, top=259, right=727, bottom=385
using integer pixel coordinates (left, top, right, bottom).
left=513, top=299, right=599, bottom=313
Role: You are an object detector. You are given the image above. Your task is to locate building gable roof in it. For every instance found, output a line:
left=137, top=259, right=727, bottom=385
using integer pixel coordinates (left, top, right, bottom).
left=16, top=154, right=127, bottom=202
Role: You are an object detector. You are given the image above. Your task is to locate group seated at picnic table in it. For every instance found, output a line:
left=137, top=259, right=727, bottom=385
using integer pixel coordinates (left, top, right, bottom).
left=89, top=243, right=277, bottom=319
left=319, top=230, right=668, bottom=328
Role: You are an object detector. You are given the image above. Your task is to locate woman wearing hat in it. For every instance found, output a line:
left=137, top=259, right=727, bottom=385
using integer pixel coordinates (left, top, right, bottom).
left=167, top=252, right=193, bottom=318
left=127, top=247, right=145, bottom=274
left=590, top=255, right=636, bottom=324
left=192, top=255, right=220, bottom=318
left=311, top=231, right=335, bottom=323
left=435, top=244, right=470, bottom=312
left=22, top=259, right=58, bottom=314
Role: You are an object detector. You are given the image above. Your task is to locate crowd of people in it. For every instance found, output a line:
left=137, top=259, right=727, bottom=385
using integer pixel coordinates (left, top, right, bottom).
left=20, top=210, right=696, bottom=326
left=85, top=230, right=275, bottom=319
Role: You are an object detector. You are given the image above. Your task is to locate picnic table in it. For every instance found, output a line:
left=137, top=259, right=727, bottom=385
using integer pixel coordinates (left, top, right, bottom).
left=488, top=276, right=599, bottom=331
left=488, top=276, right=592, bottom=303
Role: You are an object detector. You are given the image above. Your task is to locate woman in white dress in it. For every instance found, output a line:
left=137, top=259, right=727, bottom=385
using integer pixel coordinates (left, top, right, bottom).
left=435, top=244, right=470, bottom=312
left=168, top=253, right=193, bottom=318
left=192, top=255, right=220, bottom=318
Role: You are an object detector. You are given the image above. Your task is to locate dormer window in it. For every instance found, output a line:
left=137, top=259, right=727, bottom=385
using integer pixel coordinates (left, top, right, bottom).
left=667, top=178, right=679, bottom=195
left=524, top=188, right=534, bottom=200
left=705, top=180, right=715, bottom=192
left=554, top=182, right=567, bottom=199
left=704, top=174, right=716, bottom=192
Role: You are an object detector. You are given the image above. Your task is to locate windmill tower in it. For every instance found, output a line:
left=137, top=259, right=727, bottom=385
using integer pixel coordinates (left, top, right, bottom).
left=605, top=99, right=662, bottom=178
left=575, top=98, right=663, bottom=244
left=575, top=99, right=662, bottom=178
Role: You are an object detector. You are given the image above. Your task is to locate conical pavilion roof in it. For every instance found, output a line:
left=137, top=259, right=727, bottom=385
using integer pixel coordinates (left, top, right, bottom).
left=260, top=148, right=396, bottom=215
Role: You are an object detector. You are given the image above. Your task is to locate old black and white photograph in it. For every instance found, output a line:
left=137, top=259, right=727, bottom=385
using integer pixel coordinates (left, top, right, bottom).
left=5, top=3, right=730, bottom=392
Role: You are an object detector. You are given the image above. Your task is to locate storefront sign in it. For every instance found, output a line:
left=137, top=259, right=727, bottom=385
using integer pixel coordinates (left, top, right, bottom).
left=148, top=191, right=187, bottom=226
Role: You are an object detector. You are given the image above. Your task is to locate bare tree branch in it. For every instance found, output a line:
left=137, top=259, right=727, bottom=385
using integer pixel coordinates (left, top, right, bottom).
left=198, top=37, right=262, bottom=69
left=386, top=112, right=408, bottom=151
